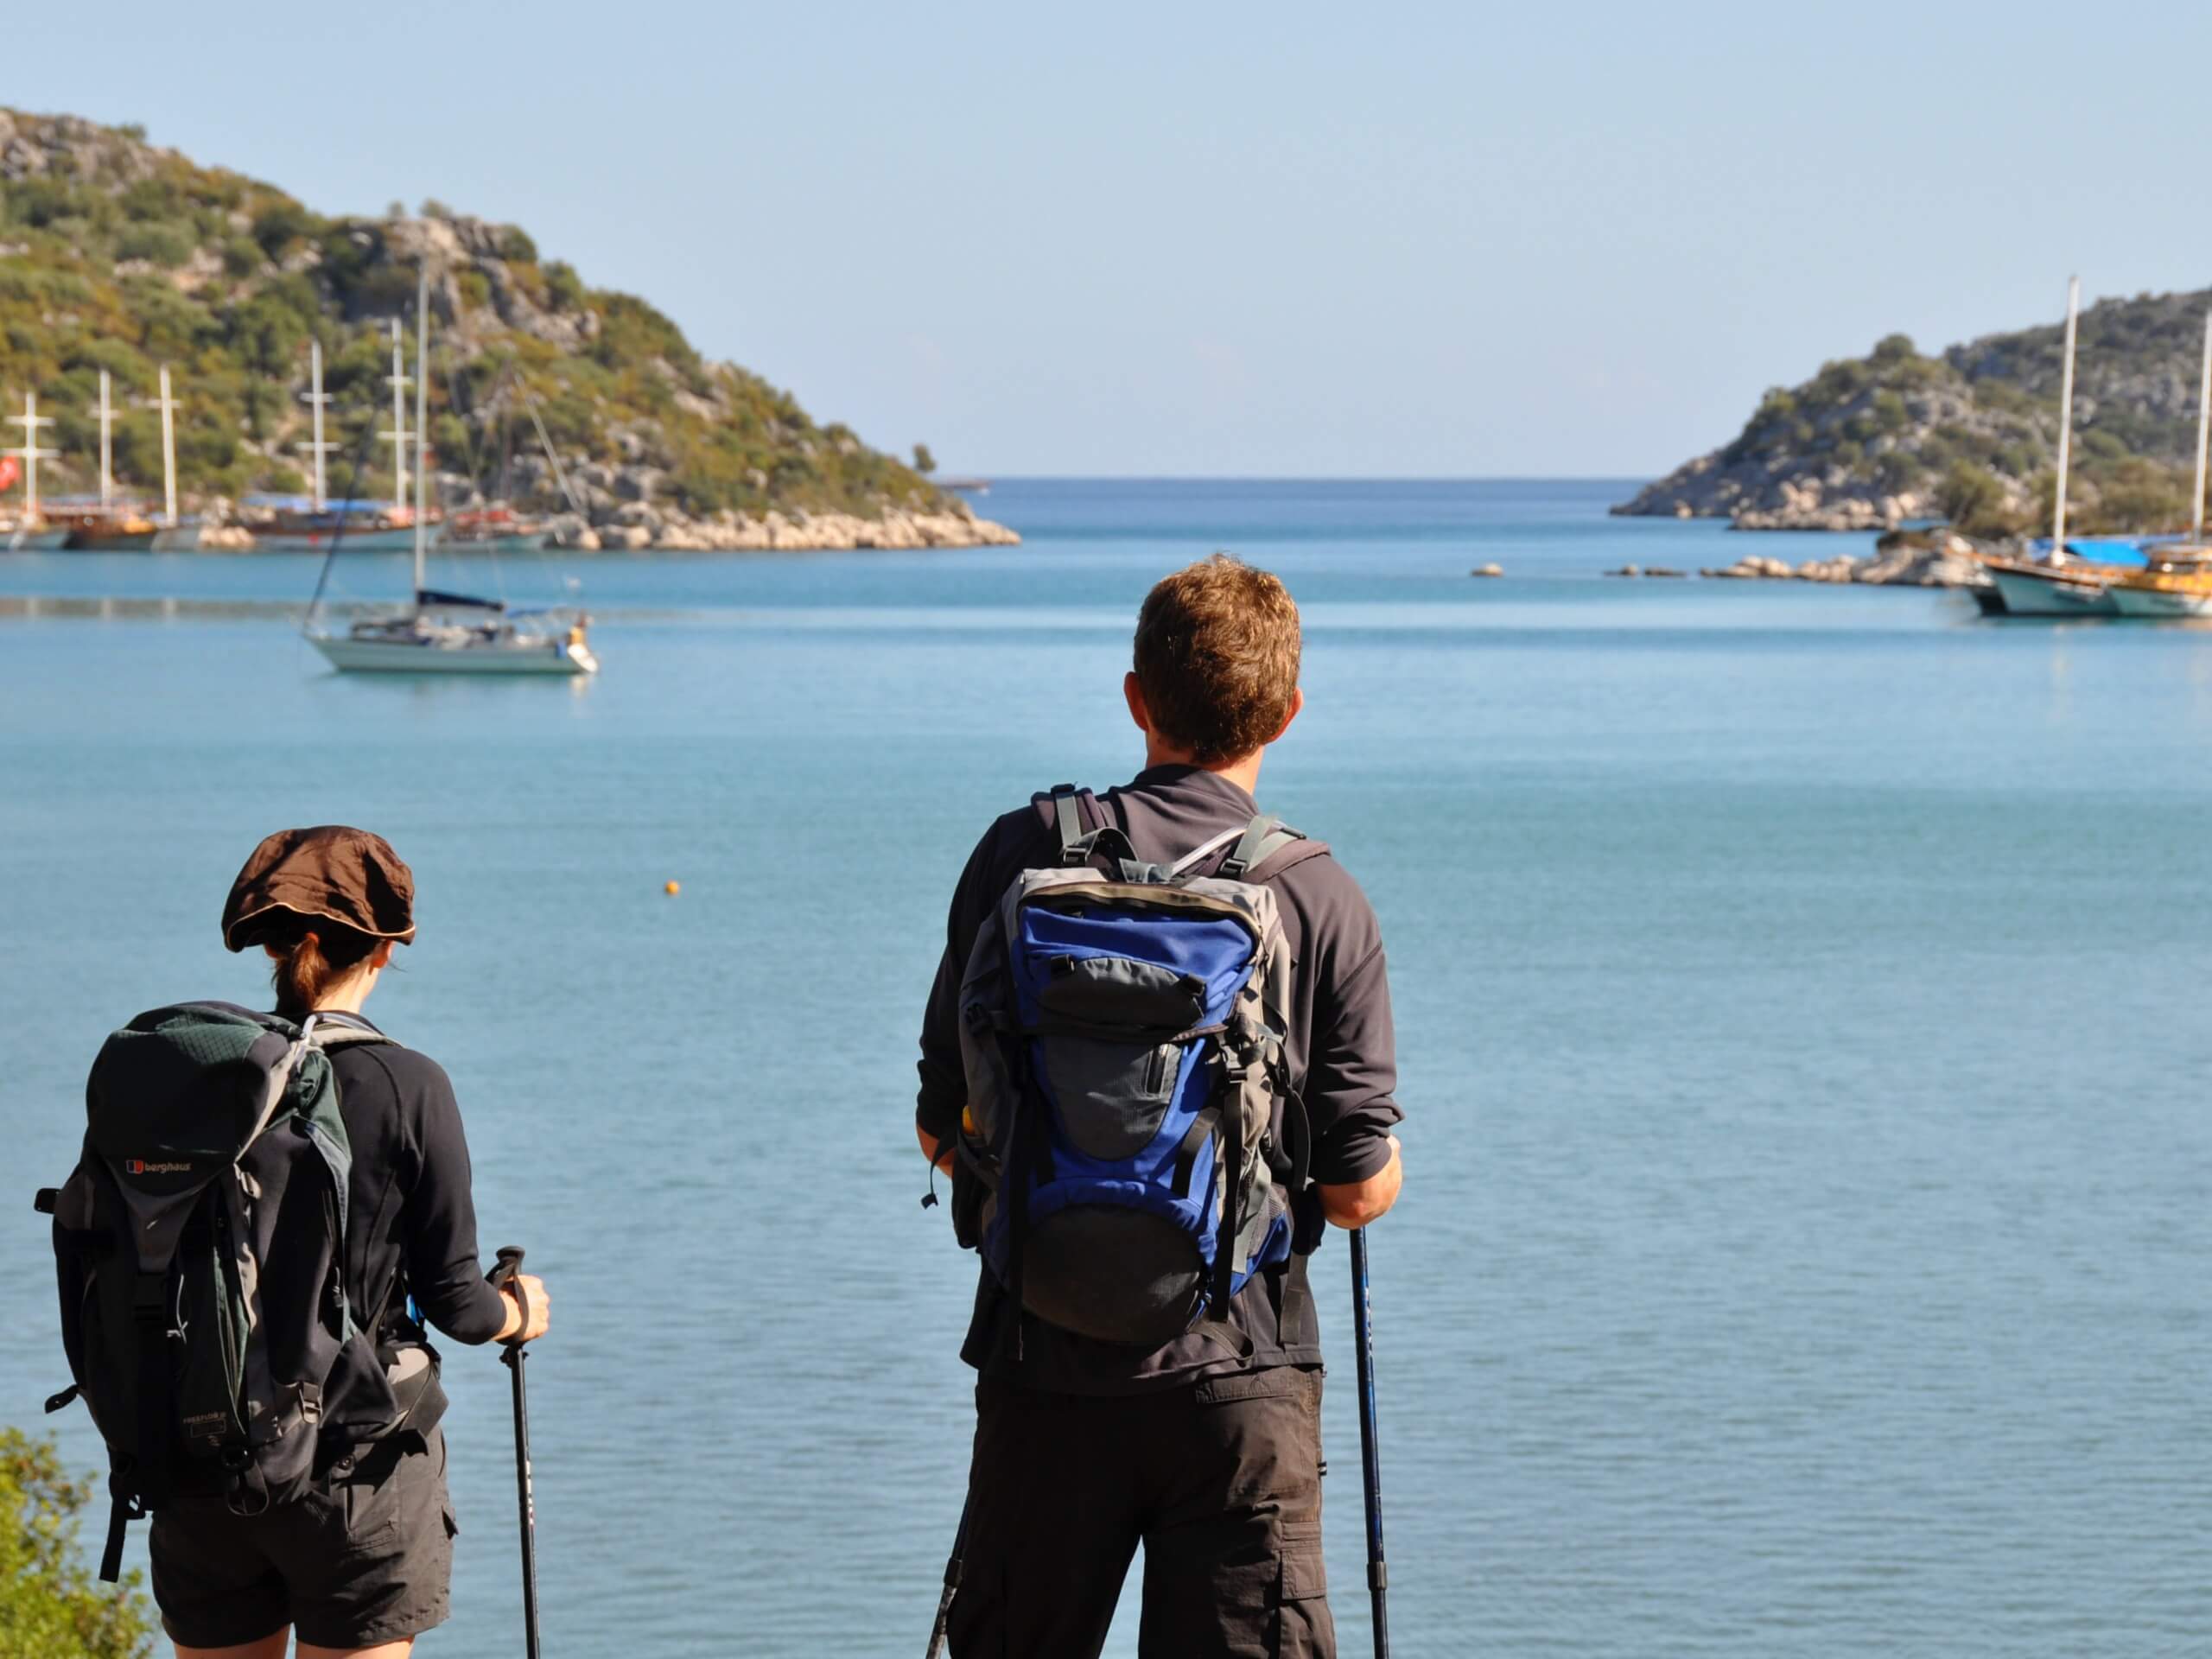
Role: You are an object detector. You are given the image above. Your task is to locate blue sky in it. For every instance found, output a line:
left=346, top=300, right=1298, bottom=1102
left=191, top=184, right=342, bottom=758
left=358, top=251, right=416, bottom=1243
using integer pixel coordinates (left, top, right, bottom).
left=15, top=2, right=2212, bottom=478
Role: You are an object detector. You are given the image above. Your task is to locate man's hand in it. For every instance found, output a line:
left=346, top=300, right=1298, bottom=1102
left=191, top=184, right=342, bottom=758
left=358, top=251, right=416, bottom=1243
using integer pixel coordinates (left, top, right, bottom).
left=495, top=1273, right=552, bottom=1344
left=1317, top=1135, right=1402, bottom=1229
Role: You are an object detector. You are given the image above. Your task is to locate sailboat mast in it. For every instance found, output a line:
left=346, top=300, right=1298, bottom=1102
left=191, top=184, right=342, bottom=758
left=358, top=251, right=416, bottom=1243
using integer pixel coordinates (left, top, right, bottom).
left=97, top=371, right=112, bottom=509
left=2051, top=275, right=2080, bottom=567
left=300, top=339, right=333, bottom=512
left=413, top=267, right=429, bottom=598
left=8, top=392, right=56, bottom=521
left=2194, top=307, right=2211, bottom=545
left=385, top=320, right=410, bottom=513
left=156, top=368, right=179, bottom=529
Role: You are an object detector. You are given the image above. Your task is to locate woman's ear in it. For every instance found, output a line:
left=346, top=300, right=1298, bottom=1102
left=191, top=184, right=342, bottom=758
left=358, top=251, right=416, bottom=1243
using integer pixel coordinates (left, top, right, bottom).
left=371, top=940, right=395, bottom=971
left=263, top=944, right=283, bottom=961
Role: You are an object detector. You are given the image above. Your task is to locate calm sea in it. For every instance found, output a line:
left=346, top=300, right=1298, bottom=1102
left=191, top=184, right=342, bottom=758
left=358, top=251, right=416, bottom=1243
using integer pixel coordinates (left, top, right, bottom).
left=3, top=479, right=2208, bottom=1657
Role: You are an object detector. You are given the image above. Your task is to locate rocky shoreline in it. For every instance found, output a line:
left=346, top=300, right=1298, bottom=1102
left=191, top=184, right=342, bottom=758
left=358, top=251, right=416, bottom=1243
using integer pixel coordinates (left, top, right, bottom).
left=116, top=493, right=1020, bottom=553
left=1603, top=531, right=1988, bottom=588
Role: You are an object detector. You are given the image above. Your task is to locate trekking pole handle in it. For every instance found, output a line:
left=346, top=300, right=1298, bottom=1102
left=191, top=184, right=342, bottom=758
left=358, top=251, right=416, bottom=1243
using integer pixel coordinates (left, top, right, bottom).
left=492, top=1247, right=528, bottom=1343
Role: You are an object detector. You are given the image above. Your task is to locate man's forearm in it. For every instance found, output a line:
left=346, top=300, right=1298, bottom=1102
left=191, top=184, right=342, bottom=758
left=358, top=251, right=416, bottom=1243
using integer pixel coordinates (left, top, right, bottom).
left=1317, top=1135, right=1403, bottom=1228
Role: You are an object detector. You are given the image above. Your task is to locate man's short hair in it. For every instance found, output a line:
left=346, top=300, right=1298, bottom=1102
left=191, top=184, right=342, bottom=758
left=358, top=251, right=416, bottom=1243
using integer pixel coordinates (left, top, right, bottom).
left=1133, top=554, right=1301, bottom=766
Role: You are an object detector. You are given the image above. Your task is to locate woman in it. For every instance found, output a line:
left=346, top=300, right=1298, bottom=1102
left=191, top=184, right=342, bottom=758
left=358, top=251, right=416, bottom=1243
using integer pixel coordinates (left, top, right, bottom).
left=152, top=824, right=551, bottom=1659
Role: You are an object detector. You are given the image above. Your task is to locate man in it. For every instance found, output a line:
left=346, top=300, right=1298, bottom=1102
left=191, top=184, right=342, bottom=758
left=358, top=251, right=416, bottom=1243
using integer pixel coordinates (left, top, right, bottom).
left=916, top=553, right=1405, bottom=1657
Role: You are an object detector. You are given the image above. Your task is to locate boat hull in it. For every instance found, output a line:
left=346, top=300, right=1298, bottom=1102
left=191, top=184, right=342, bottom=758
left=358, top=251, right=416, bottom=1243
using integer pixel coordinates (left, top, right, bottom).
left=257, top=528, right=430, bottom=551
left=1986, top=565, right=2118, bottom=617
left=310, top=632, right=596, bottom=675
left=67, top=530, right=161, bottom=551
left=2107, top=583, right=2212, bottom=619
left=444, top=532, right=551, bottom=553
left=6, top=526, right=75, bottom=550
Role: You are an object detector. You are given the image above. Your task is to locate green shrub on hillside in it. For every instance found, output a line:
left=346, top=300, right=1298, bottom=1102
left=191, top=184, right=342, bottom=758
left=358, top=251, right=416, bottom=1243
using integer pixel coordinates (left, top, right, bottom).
left=0, top=1429, right=156, bottom=1659
left=0, top=108, right=943, bottom=518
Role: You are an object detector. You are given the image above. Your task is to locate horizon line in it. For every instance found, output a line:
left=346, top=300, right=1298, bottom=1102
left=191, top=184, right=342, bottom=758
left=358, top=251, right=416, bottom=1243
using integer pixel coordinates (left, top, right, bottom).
left=945, top=474, right=1652, bottom=484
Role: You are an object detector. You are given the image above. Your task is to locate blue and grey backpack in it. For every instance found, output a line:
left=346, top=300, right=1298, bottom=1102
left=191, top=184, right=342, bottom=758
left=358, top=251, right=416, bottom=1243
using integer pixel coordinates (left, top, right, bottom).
left=955, top=785, right=1323, bottom=1349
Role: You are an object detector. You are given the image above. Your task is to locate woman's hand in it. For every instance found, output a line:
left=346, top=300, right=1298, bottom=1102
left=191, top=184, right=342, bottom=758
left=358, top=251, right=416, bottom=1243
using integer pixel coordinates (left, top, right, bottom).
left=495, top=1272, right=552, bottom=1344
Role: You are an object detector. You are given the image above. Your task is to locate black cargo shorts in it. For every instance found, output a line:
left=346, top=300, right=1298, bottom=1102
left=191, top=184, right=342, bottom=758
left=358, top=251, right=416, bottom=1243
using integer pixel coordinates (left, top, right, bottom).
left=951, top=1365, right=1335, bottom=1658
left=150, top=1427, right=457, bottom=1650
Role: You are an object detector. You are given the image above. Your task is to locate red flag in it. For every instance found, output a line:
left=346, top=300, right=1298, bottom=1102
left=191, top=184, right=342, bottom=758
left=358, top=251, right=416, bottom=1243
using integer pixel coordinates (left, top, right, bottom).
left=0, top=455, right=18, bottom=493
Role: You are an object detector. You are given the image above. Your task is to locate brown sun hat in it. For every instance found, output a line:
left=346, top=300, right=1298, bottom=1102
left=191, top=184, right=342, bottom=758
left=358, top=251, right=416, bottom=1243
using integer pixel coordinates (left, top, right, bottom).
left=222, top=826, right=416, bottom=953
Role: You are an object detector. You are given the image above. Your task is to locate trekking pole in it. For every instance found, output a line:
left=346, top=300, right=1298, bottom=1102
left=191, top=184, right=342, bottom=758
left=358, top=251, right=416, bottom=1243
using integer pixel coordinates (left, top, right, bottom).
left=923, top=1496, right=972, bottom=1658
left=490, top=1246, right=543, bottom=1659
left=1350, top=1226, right=1390, bottom=1658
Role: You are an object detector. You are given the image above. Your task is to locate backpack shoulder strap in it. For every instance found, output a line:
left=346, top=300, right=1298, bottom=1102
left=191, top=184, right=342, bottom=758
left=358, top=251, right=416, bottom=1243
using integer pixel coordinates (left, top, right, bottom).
left=1031, top=783, right=1133, bottom=868
left=1216, top=814, right=1326, bottom=881
left=307, top=1013, right=394, bottom=1052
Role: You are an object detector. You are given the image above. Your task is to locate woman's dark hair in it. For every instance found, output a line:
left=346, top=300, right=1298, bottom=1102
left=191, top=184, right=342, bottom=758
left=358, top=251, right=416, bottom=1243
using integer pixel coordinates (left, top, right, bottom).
left=261, top=917, right=382, bottom=1014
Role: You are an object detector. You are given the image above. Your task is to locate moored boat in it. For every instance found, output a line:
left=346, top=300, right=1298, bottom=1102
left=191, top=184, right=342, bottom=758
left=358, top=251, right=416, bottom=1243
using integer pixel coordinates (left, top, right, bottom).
left=1980, top=555, right=2125, bottom=616
left=3, top=519, right=73, bottom=550
left=312, top=595, right=599, bottom=673
left=443, top=506, right=550, bottom=552
left=51, top=503, right=162, bottom=550
left=2107, top=546, right=2212, bottom=618
left=304, top=269, right=596, bottom=677
left=2103, top=308, right=2212, bottom=619
left=246, top=497, right=434, bottom=551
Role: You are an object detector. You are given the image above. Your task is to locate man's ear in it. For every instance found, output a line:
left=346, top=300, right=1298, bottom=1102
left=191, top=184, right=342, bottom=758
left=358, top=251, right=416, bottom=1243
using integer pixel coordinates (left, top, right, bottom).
left=1123, top=671, right=1152, bottom=735
left=1268, top=686, right=1306, bottom=745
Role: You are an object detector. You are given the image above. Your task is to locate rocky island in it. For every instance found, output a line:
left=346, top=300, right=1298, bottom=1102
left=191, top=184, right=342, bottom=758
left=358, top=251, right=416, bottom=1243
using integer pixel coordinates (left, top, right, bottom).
left=1617, top=289, right=2212, bottom=536
left=0, top=108, right=1017, bottom=550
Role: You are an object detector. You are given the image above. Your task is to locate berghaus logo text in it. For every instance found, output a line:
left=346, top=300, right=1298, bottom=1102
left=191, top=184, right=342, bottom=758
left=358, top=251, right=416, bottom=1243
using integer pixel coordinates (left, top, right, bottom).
left=125, top=1159, right=193, bottom=1175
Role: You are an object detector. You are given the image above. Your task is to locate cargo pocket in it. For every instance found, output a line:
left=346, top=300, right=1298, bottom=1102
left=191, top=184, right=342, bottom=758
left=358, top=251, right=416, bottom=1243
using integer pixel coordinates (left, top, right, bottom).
left=1274, top=1520, right=1332, bottom=1658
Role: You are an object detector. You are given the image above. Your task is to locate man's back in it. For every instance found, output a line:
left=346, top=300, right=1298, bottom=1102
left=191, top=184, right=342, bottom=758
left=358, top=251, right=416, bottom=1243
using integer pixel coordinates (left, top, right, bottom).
left=918, top=764, right=1402, bottom=1389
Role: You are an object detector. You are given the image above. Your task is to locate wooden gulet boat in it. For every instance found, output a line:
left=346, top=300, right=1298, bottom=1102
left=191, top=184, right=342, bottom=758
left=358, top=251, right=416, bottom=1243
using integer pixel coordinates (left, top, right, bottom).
left=1974, top=276, right=2138, bottom=617
left=251, top=333, right=438, bottom=551
left=2105, top=307, right=2212, bottom=619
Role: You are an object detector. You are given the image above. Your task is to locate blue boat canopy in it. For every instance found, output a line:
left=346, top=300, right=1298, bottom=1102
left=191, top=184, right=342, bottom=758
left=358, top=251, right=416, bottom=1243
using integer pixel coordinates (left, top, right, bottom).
left=2023, top=536, right=2162, bottom=568
left=245, top=493, right=397, bottom=515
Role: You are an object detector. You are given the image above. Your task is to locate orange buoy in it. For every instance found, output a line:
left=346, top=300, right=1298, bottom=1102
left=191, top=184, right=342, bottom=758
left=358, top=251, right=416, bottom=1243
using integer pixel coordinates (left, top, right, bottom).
left=664, top=880, right=681, bottom=896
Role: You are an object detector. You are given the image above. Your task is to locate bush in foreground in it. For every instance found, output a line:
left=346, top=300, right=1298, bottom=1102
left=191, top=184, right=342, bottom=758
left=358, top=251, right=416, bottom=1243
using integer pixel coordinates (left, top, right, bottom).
left=0, top=1428, right=156, bottom=1659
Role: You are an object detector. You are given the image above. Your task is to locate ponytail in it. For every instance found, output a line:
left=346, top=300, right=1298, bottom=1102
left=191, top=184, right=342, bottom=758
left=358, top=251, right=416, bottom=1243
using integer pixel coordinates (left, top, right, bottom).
left=266, top=920, right=380, bottom=1014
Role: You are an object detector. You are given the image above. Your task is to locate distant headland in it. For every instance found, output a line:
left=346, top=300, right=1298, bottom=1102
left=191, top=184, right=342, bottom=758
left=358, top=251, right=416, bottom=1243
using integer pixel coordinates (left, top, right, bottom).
left=0, top=108, right=1017, bottom=551
left=1616, top=289, right=2212, bottom=537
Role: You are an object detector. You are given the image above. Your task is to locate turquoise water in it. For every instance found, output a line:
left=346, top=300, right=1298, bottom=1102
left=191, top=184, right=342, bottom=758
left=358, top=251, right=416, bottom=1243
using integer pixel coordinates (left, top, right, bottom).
left=4, top=479, right=2209, bottom=1656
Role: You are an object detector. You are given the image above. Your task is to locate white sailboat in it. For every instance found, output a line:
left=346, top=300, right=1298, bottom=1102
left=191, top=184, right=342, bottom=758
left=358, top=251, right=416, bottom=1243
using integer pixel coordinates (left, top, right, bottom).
left=1978, top=276, right=2126, bottom=618
left=305, top=270, right=598, bottom=676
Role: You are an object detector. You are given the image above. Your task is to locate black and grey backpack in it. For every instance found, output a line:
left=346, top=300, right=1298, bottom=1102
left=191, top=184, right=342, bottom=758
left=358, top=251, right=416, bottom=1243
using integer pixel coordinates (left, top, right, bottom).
left=36, top=1003, right=406, bottom=1580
